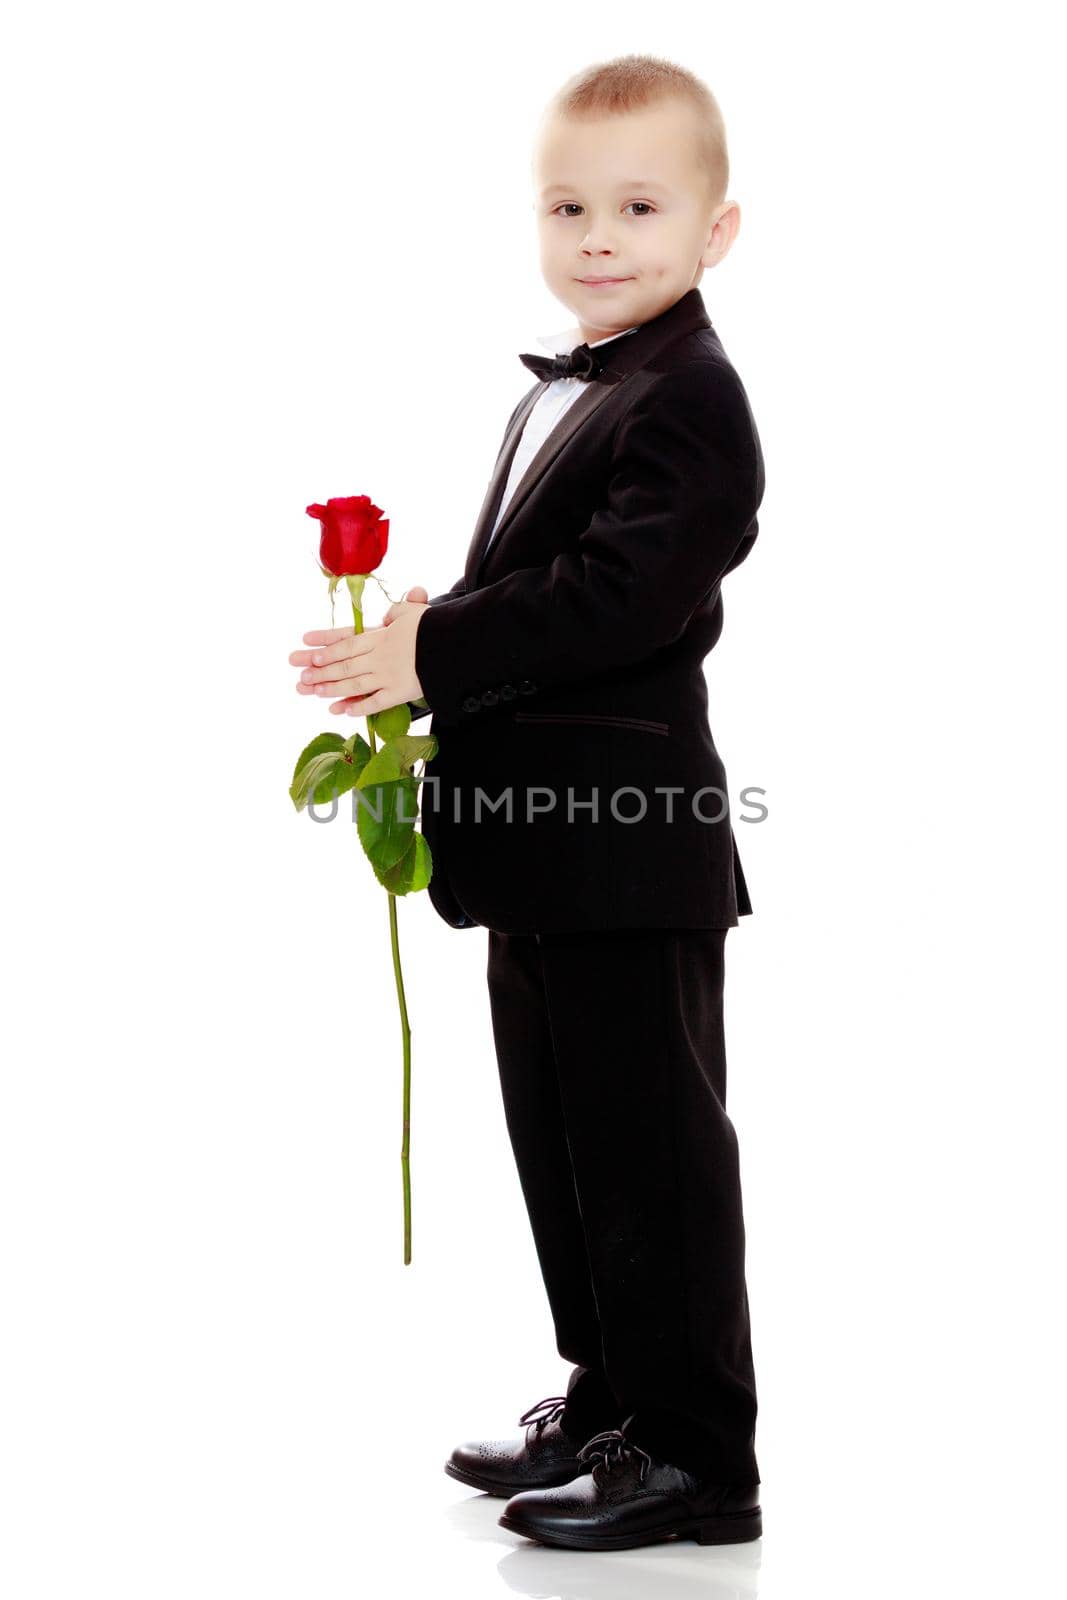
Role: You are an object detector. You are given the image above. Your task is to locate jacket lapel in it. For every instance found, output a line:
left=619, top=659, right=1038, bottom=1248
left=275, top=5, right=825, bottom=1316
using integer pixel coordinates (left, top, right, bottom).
left=461, top=385, right=541, bottom=588
left=462, top=286, right=713, bottom=588
left=463, top=379, right=618, bottom=586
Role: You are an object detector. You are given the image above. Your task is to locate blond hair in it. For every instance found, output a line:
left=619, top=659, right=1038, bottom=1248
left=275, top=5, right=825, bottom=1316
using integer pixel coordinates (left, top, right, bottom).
left=542, top=54, right=729, bottom=210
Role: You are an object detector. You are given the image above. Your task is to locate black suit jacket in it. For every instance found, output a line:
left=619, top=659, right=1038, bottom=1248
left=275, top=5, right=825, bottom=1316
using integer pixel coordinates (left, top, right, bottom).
left=406, top=286, right=764, bottom=933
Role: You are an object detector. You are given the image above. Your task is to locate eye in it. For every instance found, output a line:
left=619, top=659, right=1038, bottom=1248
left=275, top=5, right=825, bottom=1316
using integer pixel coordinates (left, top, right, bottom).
left=551, top=201, right=657, bottom=218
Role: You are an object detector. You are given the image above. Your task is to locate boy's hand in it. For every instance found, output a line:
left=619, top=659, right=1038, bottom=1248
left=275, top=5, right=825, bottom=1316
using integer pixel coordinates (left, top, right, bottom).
left=289, top=586, right=429, bottom=717
left=382, top=584, right=428, bottom=621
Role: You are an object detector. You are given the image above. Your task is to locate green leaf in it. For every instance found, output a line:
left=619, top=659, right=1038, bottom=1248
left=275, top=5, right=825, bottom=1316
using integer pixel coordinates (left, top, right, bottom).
left=356, top=743, right=404, bottom=788
left=375, top=830, right=433, bottom=895
left=292, top=731, right=346, bottom=778
left=355, top=775, right=420, bottom=871
left=290, top=730, right=375, bottom=810
left=420, top=831, right=434, bottom=886
left=290, top=751, right=351, bottom=810
left=342, top=732, right=373, bottom=775
left=369, top=702, right=411, bottom=741
left=384, top=733, right=437, bottom=773
left=317, top=759, right=360, bottom=807
left=290, top=733, right=346, bottom=808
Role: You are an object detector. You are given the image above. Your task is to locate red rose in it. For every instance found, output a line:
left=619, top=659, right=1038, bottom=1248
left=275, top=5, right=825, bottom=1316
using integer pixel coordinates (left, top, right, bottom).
left=307, top=495, right=390, bottom=577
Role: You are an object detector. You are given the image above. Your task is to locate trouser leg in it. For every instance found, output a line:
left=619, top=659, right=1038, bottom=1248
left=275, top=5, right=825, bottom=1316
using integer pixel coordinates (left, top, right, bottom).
left=534, top=925, right=759, bottom=1484
left=485, top=930, right=626, bottom=1438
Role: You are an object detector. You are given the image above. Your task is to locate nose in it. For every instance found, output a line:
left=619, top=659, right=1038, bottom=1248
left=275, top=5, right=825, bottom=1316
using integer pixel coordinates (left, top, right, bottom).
left=578, top=225, right=618, bottom=254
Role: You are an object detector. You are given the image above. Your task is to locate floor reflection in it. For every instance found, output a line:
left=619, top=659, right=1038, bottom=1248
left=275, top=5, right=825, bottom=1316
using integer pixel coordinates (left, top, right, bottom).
left=442, top=1490, right=762, bottom=1599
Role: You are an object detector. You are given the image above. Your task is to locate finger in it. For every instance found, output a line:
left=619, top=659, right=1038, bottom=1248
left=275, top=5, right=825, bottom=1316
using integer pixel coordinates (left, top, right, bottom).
left=303, top=639, right=378, bottom=677
left=331, top=692, right=383, bottom=715
left=307, top=631, right=382, bottom=666
left=317, top=673, right=380, bottom=698
left=303, top=655, right=374, bottom=684
left=301, top=627, right=355, bottom=646
left=329, top=694, right=372, bottom=714
left=291, top=646, right=352, bottom=666
left=315, top=694, right=364, bottom=714
left=301, top=637, right=378, bottom=683
left=300, top=623, right=383, bottom=651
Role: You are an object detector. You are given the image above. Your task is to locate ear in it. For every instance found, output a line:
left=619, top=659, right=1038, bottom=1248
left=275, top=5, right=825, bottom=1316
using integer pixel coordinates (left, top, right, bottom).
left=703, top=200, right=741, bottom=265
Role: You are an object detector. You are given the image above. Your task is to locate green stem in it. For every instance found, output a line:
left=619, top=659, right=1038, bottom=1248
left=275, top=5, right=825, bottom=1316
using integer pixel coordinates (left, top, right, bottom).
left=388, top=889, right=413, bottom=1264
left=351, top=589, right=413, bottom=1264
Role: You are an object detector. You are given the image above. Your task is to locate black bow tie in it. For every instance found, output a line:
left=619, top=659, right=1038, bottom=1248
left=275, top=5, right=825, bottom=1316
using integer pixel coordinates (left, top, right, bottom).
left=518, top=342, right=605, bottom=383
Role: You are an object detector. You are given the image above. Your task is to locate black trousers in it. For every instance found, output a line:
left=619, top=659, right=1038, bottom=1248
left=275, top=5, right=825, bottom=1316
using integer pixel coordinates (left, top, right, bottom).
left=485, top=924, right=759, bottom=1485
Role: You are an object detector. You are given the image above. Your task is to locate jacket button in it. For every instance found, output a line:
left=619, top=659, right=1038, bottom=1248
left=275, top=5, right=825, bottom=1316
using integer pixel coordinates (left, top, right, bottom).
left=499, top=683, right=516, bottom=700
left=481, top=688, right=499, bottom=707
left=517, top=679, right=536, bottom=695
left=462, top=695, right=481, bottom=713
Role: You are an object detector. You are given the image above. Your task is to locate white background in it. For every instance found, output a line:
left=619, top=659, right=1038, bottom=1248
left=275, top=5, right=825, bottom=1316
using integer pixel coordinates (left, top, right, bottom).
left=3, top=3, right=1064, bottom=1596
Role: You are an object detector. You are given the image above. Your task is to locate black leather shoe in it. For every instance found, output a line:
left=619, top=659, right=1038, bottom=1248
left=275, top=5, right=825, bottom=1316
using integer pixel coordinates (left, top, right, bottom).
left=444, top=1394, right=597, bottom=1498
left=497, top=1427, right=763, bottom=1550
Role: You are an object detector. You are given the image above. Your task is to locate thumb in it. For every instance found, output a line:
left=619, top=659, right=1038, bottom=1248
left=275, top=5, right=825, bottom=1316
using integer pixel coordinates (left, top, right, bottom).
left=383, top=584, right=429, bottom=626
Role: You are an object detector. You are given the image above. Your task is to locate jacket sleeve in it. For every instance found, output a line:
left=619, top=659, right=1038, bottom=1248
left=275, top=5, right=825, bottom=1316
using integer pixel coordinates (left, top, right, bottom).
left=428, top=577, right=468, bottom=607
left=405, top=578, right=469, bottom=719
left=413, top=360, right=763, bottom=722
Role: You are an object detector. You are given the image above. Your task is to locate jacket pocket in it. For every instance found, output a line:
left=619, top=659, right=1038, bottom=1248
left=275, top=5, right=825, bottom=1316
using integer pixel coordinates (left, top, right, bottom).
left=513, top=712, right=670, bottom=737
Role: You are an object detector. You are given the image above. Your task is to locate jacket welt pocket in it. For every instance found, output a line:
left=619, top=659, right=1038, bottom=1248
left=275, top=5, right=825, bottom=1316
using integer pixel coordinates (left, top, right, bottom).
left=512, top=712, right=670, bottom=737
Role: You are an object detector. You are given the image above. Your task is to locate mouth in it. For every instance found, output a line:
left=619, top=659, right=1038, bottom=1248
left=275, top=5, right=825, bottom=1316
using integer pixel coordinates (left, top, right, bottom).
left=576, top=276, right=632, bottom=286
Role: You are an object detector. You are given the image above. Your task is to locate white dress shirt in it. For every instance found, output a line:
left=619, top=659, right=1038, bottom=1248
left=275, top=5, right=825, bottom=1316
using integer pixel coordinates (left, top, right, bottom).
left=482, top=321, right=639, bottom=555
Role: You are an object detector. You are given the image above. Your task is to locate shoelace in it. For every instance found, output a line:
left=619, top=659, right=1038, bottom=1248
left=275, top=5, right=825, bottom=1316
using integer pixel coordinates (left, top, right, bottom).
left=576, top=1428, right=654, bottom=1486
left=516, top=1394, right=569, bottom=1437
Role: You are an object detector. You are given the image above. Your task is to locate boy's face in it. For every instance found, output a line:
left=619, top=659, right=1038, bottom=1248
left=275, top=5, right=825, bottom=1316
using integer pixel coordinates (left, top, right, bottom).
left=532, top=99, right=737, bottom=345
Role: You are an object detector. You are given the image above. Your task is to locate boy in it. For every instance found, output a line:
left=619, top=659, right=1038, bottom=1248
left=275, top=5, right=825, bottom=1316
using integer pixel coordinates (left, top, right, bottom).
left=291, top=55, right=765, bottom=1551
